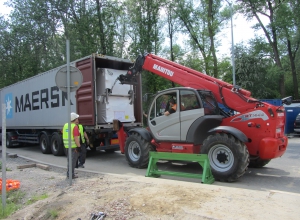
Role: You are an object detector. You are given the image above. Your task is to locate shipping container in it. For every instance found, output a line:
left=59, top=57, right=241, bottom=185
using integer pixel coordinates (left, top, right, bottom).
left=0, top=54, right=143, bottom=156
left=284, top=103, right=300, bottom=134
left=259, top=99, right=282, bottom=106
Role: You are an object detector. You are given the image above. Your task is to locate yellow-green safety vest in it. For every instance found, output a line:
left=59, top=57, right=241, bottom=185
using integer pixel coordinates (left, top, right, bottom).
left=78, top=124, right=85, bottom=144
left=63, top=123, right=77, bottom=148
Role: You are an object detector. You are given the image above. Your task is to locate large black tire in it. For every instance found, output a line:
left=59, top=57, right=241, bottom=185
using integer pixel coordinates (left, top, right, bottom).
left=125, top=133, right=153, bottom=168
left=201, top=133, right=249, bottom=182
left=50, top=132, right=65, bottom=156
left=39, top=134, right=51, bottom=154
left=249, top=158, right=271, bottom=168
left=6, top=135, right=13, bottom=148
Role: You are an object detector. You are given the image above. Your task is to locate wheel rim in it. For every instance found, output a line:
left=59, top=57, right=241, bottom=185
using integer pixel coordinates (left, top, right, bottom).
left=41, top=138, right=47, bottom=150
left=208, top=144, right=234, bottom=172
left=52, top=140, right=58, bottom=152
left=128, top=141, right=141, bottom=162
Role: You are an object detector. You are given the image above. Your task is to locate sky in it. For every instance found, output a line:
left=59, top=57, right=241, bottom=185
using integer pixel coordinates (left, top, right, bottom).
left=217, top=14, right=264, bottom=59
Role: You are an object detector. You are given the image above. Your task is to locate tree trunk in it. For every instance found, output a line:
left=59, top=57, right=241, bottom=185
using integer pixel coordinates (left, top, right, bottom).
left=287, top=39, right=299, bottom=99
left=207, top=0, right=218, bottom=78
left=95, top=0, right=106, bottom=55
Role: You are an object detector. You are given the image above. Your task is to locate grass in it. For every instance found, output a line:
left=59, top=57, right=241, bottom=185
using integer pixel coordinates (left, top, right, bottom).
left=26, top=193, right=48, bottom=205
left=0, top=162, right=12, bottom=171
left=0, top=191, right=49, bottom=219
left=47, top=209, right=59, bottom=219
left=0, top=190, right=25, bottom=219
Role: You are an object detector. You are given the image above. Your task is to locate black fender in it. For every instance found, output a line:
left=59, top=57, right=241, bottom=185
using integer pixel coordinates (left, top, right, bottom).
left=128, top=127, right=152, bottom=142
left=186, top=115, right=224, bottom=144
left=208, top=126, right=248, bottom=143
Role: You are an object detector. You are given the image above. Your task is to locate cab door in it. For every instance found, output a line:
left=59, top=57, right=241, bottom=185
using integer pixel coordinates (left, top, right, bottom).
left=179, top=89, right=205, bottom=140
left=147, top=90, right=180, bottom=141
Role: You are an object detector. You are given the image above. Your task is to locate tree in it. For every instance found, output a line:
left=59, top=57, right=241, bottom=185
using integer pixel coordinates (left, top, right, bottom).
left=124, top=0, right=165, bottom=99
left=232, top=43, right=280, bottom=98
left=174, top=0, right=222, bottom=78
left=237, top=0, right=288, bottom=98
left=274, top=0, right=300, bottom=99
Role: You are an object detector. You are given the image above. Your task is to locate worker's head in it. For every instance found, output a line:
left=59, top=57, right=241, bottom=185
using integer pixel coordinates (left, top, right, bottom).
left=169, top=98, right=176, bottom=106
left=71, top=112, right=79, bottom=123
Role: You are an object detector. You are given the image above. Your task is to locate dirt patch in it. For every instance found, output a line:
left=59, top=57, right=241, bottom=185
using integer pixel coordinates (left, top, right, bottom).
left=2, top=155, right=300, bottom=220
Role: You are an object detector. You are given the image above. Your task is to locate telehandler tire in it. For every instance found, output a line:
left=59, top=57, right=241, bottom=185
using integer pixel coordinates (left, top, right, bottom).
left=201, top=133, right=249, bottom=182
left=125, top=132, right=153, bottom=168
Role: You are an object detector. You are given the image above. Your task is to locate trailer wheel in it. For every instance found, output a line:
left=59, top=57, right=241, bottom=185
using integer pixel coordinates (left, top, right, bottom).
left=125, top=133, right=153, bottom=168
left=6, top=135, right=13, bottom=148
left=201, top=133, right=249, bottom=182
left=249, top=158, right=271, bottom=168
left=40, top=134, right=51, bottom=154
left=51, top=133, right=65, bottom=156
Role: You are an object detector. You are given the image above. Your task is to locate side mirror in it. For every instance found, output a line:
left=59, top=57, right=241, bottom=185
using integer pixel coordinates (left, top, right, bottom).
left=282, top=96, right=292, bottom=105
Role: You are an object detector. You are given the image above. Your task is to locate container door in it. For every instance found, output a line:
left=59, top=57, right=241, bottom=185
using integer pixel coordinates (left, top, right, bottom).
left=76, top=56, right=95, bottom=125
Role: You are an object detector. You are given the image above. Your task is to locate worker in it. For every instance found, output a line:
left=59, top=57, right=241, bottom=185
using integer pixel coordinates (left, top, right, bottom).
left=62, top=112, right=81, bottom=179
left=76, top=121, right=90, bottom=168
left=164, top=98, right=177, bottom=116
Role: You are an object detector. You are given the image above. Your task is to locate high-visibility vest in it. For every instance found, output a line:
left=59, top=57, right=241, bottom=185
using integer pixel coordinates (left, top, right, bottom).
left=62, top=123, right=77, bottom=148
left=78, top=124, right=85, bottom=144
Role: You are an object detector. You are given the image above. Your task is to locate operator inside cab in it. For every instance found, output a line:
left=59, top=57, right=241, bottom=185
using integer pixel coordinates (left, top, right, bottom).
left=164, top=98, right=177, bottom=116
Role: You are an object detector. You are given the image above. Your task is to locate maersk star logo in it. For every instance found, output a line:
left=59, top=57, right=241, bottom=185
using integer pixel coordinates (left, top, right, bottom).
left=5, top=93, right=13, bottom=119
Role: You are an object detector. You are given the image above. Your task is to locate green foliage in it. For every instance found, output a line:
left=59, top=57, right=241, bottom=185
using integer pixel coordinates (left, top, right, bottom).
left=26, top=193, right=48, bottom=205
left=174, top=0, right=223, bottom=77
left=0, top=190, right=25, bottom=219
left=0, top=0, right=299, bottom=100
left=47, top=209, right=59, bottom=218
left=234, top=43, right=280, bottom=99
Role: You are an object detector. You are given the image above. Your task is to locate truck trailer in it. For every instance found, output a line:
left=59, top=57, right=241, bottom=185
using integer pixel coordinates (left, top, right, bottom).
left=0, top=54, right=143, bottom=156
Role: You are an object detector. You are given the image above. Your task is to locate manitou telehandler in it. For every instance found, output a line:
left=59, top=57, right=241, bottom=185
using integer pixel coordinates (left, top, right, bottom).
left=115, top=53, right=291, bottom=182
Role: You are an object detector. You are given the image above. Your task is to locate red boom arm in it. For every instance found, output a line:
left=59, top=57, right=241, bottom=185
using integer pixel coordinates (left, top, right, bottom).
left=122, top=53, right=259, bottom=113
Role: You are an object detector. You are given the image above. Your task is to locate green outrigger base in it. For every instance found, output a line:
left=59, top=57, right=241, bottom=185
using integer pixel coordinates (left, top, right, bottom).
left=146, top=152, right=215, bottom=184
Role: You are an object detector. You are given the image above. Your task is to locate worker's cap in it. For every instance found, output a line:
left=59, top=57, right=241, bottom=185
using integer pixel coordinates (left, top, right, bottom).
left=70, top=112, right=79, bottom=121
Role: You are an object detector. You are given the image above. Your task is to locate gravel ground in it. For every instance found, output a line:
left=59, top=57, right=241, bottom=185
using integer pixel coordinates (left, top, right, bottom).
left=1, top=153, right=300, bottom=220
left=1, top=153, right=101, bottom=204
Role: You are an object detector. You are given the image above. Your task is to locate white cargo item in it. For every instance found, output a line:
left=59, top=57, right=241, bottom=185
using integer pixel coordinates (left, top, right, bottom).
left=96, top=68, right=135, bottom=124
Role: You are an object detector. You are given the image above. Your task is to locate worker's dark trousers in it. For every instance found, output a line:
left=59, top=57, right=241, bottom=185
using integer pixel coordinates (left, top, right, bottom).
left=78, top=144, right=87, bottom=165
left=65, top=148, right=79, bottom=177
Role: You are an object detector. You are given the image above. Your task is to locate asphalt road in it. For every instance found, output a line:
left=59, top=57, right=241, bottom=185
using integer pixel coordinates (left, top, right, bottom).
left=2, top=135, right=300, bottom=194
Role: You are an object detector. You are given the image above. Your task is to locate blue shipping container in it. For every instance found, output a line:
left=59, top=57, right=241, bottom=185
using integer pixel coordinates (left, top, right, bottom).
left=260, top=99, right=282, bottom=106
left=284, top=104, right=300, bottom=134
